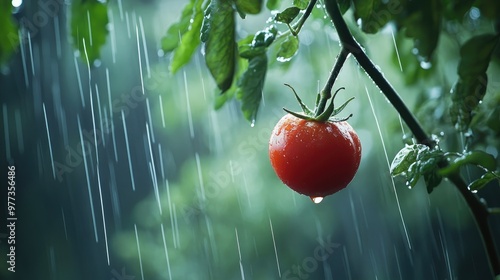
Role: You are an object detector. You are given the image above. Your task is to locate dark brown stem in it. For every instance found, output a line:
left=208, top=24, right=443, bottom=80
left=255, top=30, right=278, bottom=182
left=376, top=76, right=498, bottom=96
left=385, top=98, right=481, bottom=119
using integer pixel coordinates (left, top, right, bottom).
left=322, top=0, right=500, bottom=277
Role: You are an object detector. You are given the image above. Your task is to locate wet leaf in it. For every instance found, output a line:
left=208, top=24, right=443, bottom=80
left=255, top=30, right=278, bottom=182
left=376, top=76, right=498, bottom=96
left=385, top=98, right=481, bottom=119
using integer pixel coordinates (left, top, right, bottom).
left=391, top=144, right=444, bottom=191
left=424, top=171, right=442, bottom=193
left=451, top=34, right=499, bottom=131
left=235, top=0, right=263, bottom=15
left=267, top=0, right=282, bottom=10
left=458, top=34, right=500, bottom=78
left=293, top=0, right=308, bottom=10
left=214, top=58, right=248, bottom=110
left=161, top=0, right=199, bottom=52
left=274, top=7, right=301, bottom=24
left=450, top=74, right=488, bottom=131
left=169, top=0, right=204, bottom=73
left=352, top=0, right=397, bottom=34
left=390, top=144, right=423, bottom=176
left=252, top=25, right=278, bottom=48
left=439, top=151, right=497, bottom=176
left=201, top=0, right=237, bottom=93
left=236, top=54, right=268, bottom=122
left=239, top=26, right=277, bottom=59
left=277, top=34, right=299, bottom=62
left=0, top=2, right=18, bottom=64
left=400, top=0, right=442, bottom=61
left=71, top=0, right=109, bottom=64
left=469, top=171, right=500, bottom=191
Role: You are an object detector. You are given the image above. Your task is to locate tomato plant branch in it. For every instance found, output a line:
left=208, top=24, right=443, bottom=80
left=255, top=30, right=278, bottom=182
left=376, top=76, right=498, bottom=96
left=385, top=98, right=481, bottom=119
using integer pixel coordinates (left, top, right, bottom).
left=449, top=173, right=500, bottom=276
left=291, top=0, right=318, bottom=36
left=323, top=0, right=500, bottom=276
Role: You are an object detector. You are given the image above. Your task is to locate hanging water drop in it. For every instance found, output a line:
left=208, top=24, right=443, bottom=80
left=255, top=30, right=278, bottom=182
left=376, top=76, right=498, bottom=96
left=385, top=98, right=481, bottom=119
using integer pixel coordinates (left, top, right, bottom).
left=310, top=196, right=324, bottom=204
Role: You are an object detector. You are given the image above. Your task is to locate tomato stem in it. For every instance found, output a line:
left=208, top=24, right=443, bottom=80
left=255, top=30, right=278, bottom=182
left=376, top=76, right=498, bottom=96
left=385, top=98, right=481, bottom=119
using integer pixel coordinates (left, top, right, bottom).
left=323, top=0, right=500, bottom=276
left=315, top=47, right=350, bottom=116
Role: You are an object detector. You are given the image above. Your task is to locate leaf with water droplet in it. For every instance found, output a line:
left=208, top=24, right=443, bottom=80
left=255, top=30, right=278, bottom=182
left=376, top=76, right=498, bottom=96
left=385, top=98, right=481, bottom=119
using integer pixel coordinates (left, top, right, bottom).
left=468, top=171, right=500, bottom=191
left=352, top=0, right=392, bottom=34
left=161, top=0, right=200, bottom=52
left=71, top=0, right=109, bottom=64
left=252, top=25, right=278, bottom=48
left=439, top=150, right=497, bottom=177
left=450, top=34, right=499, bottom=131
left=274, top=7, right=301, bottom=24
left=169, top=0, right=204, bottom=73
left=236, top=53, right=267, bottom=123
left=201, top=0, right=237, bottom=93
left=235, top=0, right=263, bottom=17
left=277, top=34, right=299, bottom=62
left=293, top=0, right=308, bottom=10
left=390, top=144, right=423, bottom=176
left=391, top=144, right=445, bottom=191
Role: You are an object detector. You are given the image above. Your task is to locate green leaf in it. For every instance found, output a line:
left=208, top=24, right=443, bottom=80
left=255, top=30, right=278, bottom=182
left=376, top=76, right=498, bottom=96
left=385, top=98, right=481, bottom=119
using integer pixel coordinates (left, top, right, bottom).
left=214, top=58, right=248, bottom=110
left=235, top=0, right=263, bottom=15
left=274, top=7, right=301, bottom=24
left=400, top=0, right=442, bottom=61
left=71, top=0, right=109, bottom=64
left=458, top=34, right=500, bottom=79
left=391, top=144, right=445, bottom=191
left=293, top=0, right=308, bottom=10
left=424, top=171, right=442, bottom=193
left=201, top=0, right=237, bottom=93
left=439, top=151, right=497, bottom=176
left=169, top=0, right=204, bottom=73
left=239, top=26, right=277, bottom=59
left=277, top=34, right=299, bottom=62
left=450, top=34, right=499, bottom=131
left=252, top=25, right=278, bottom=48
left=267, top=0, right=282, bottom=10
left=0, top=2, right=18, bottom=65
left=161, top=0, right=198, bottom=52
left=236, top=54, right=268, bottom=122
left=352, top=0, right=392, bottom=34
left=469, top=171, right=500, bottom=191
left=450, top=74, right=488, bottom=131
left=390, top=144, right=424, bottom=176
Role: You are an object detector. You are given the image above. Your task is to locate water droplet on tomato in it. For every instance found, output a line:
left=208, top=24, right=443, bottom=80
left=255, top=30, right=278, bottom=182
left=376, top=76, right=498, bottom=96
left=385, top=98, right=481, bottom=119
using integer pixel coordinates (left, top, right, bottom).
left=310, top=196, right=323, bottom=204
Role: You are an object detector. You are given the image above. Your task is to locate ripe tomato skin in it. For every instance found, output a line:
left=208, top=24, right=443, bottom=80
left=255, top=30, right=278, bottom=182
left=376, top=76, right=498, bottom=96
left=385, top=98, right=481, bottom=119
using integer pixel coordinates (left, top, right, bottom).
left=269, top=114, right=362, bottom=197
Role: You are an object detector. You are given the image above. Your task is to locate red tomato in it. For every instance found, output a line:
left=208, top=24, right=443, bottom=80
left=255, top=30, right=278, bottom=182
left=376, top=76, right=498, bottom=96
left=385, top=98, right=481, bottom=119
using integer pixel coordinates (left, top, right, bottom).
left=269, top=114, right=361, bottom=199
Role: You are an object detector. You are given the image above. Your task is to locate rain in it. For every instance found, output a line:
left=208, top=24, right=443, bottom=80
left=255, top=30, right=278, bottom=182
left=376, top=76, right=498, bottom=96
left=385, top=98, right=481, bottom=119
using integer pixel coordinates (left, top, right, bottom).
left=1, top=1, right=499, bottom=280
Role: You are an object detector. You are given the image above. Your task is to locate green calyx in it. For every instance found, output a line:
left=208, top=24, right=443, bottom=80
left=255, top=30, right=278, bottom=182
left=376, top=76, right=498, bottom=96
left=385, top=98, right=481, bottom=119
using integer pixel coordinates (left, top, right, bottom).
left=282, top=84, right=354, bottom=122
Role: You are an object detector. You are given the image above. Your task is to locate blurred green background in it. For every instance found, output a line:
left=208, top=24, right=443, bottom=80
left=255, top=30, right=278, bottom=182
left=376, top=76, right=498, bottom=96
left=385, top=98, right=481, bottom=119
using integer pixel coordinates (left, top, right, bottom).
left=0, top=0, right=499, bottom=279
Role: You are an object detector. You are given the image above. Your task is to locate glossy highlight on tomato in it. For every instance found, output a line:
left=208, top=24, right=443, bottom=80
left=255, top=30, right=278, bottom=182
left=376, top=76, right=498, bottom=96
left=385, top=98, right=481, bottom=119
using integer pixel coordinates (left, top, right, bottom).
left=269, top=114, right=362, bottom=199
